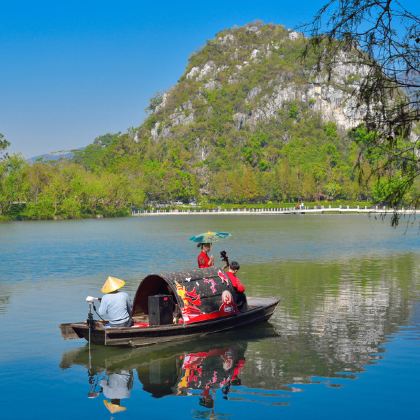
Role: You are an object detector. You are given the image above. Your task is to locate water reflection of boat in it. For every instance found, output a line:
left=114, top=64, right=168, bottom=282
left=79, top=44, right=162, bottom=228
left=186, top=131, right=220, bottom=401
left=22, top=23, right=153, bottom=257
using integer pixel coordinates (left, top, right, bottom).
left=60, top=325, right=276, bottom=372
left=60, top=267, right=279, bottom=347
left=138, top=342, right=247, bottom=400
left=60, top=327, right=276, bottom=412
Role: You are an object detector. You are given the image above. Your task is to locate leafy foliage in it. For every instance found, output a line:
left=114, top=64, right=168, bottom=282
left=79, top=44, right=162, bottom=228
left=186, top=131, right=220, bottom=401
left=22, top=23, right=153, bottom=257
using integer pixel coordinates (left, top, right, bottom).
left=303, top=0, right=419, bottom=222
left=0, top=133, right=10, bottom=161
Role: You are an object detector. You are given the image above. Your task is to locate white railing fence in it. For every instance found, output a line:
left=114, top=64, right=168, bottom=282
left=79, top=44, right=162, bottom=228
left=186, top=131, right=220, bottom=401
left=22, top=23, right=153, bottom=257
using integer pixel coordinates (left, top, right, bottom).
left=132, top=206, right=418, bottom=216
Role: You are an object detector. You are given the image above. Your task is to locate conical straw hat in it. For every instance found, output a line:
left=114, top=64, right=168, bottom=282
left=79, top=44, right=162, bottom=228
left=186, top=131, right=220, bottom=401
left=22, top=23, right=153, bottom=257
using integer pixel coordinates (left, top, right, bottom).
left=101, top=276, right=126, bottom=294
left=103, top=400, right=127, bottom=414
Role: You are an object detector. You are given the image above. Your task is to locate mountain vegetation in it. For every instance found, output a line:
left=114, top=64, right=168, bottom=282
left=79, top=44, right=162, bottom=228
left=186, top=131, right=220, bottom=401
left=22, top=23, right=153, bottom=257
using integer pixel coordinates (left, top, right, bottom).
left=1, top=22, right=417, bottom=220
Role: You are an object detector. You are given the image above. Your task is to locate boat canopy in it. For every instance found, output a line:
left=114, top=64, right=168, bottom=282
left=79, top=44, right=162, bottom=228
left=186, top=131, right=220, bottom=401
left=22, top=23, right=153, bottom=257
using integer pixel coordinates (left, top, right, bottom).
left=132, top=267, right=240, bottom=324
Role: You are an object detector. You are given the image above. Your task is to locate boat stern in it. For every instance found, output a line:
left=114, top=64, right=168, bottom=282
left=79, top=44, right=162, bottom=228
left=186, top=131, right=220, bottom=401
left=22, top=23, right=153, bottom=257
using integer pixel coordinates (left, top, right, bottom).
left=59, top=323, right=84, bottom=340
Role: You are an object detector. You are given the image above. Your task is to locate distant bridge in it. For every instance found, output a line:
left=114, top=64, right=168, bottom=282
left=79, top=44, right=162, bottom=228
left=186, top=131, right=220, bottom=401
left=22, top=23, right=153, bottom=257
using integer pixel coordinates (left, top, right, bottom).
left=132, top=206, right=419, bottom=216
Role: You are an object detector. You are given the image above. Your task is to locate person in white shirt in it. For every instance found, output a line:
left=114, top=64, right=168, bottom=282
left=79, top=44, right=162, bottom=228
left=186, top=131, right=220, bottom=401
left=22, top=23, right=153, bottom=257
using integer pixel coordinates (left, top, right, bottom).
left=98, top=276, right=133, bottom=327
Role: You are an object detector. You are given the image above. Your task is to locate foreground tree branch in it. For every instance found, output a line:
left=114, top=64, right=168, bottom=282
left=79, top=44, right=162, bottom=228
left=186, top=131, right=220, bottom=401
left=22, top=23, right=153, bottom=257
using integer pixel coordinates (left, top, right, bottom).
left=302, top=0, right=419, bottom=225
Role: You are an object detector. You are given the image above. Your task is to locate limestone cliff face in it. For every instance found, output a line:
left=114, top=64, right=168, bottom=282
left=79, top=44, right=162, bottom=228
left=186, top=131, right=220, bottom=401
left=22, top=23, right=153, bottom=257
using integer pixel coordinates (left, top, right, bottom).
left=142, top=22, right=370, bottom=142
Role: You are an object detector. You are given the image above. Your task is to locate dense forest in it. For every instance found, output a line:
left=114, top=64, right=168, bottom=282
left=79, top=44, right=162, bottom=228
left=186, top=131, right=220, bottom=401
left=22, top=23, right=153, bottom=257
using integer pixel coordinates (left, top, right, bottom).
left=0, top=23, right=417, bottom=220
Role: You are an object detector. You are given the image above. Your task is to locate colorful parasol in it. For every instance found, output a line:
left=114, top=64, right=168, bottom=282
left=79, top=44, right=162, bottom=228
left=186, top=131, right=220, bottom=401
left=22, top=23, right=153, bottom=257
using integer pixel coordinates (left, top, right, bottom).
left=189, top=231, right=231, bottom=244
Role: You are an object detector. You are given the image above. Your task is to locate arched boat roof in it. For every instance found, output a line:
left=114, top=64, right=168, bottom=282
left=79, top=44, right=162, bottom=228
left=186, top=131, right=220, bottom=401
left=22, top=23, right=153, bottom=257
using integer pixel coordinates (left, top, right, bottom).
left=132, top=267, right=236, bottom=319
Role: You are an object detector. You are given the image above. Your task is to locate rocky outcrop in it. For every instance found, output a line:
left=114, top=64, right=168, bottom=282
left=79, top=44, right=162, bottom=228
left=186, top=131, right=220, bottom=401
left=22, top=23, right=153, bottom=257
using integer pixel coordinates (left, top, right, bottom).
left=145, top=22, right=376, bottom=140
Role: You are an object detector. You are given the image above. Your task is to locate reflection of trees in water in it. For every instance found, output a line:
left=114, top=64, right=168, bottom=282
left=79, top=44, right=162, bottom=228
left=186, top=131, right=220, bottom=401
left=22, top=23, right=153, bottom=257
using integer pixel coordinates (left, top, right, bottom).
left=241, top=254, right=419, bottom=389
left=0, top=286, right=10, bottom=314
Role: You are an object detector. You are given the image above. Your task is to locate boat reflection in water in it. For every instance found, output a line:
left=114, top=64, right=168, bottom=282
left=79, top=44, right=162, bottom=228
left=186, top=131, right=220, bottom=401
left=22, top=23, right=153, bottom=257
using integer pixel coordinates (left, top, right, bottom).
left=140, top=342, right=246, bottom=406
left=60, top=327, right=276, bottom=415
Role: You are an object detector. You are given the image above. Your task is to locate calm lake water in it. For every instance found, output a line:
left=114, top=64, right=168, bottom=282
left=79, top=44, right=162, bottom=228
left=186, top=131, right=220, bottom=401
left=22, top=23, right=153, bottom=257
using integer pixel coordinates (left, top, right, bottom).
left=0, top=215, right=419, bottom=419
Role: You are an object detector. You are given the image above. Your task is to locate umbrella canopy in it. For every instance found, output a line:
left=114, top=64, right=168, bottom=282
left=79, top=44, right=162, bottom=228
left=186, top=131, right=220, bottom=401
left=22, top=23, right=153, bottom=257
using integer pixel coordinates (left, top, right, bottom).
left=189, top=231, right=231, bottom=244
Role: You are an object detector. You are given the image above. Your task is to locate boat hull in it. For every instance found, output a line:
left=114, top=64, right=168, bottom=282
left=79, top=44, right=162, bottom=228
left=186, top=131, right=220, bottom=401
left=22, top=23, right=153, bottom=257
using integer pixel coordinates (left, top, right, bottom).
left=60, top=296, right=279, bottom=347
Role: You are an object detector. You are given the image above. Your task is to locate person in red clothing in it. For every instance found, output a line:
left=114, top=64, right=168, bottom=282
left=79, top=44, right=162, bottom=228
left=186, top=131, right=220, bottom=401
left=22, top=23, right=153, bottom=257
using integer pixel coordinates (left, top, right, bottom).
left=226, top=261, right=247, bottom=311
left=197, top=243, right=214, bottom=268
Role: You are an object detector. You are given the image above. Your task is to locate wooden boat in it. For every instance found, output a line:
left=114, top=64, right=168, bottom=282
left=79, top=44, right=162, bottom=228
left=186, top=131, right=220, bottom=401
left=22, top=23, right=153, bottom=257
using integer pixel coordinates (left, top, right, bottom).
left=60, top=267, right=279, bottom=347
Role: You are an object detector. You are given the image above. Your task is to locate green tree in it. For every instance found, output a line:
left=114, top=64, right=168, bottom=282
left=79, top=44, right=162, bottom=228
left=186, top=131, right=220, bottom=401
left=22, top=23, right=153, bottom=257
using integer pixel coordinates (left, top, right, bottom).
left=0, top=133, right=10, bottom=160
left=0, top=155, right=28, bottom=216
left=304, top=0, right=419, bottom=221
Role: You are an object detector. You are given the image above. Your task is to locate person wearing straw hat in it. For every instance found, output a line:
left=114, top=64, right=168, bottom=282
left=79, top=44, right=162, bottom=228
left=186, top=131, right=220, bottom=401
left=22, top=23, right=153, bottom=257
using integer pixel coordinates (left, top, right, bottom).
left=98, top=276, right=133, bottom=327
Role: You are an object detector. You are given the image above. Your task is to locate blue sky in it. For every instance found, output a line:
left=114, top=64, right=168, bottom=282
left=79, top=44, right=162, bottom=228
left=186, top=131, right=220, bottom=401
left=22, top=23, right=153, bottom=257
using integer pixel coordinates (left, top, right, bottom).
left=0, top=0, right=418, bottom=157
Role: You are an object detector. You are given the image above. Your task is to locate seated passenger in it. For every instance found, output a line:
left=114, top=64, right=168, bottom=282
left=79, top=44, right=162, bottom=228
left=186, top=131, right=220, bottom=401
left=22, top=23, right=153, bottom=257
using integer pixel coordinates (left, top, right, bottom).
left=226, top=261, right=247, bottom=311
left=197, top=243, right=214, bottom=268
left=98, top=276, right=133, bottom=327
